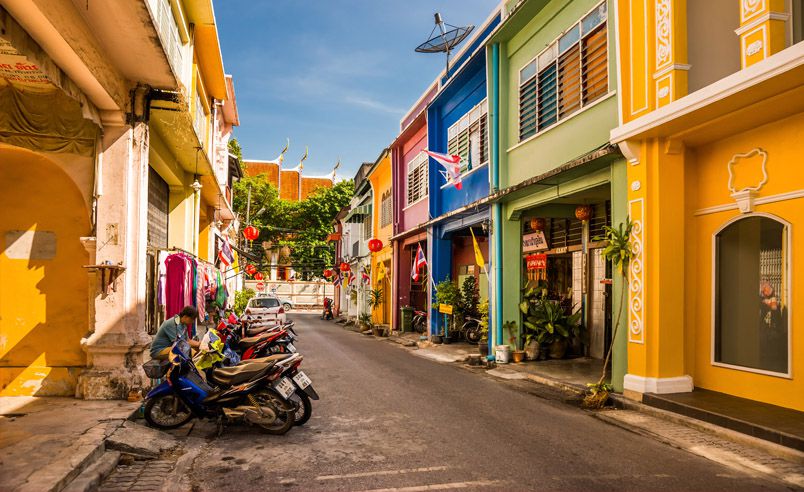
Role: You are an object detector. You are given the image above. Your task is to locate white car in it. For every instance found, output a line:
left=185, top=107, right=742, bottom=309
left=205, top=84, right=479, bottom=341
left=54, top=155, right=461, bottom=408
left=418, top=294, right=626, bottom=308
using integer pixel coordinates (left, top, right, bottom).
left=244, top=295, right=287, bottom=324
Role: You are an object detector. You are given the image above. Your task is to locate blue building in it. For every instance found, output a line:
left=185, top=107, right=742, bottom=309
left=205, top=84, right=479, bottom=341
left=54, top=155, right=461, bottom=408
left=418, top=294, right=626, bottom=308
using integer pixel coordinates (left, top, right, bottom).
left=426, top=9, right=501, bottom=337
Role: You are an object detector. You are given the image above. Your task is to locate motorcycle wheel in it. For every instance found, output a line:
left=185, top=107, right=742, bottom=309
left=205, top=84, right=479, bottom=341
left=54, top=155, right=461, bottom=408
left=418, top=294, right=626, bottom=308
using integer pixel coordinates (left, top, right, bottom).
left=249, top=388, right=295, bottom=435
left=464, top=321, right=481, bottom=344
left=289, top=390, right=312, bottom=426
left=413, top=317, right=425, bottom=334
left=144, top=395, right=193, bottom=429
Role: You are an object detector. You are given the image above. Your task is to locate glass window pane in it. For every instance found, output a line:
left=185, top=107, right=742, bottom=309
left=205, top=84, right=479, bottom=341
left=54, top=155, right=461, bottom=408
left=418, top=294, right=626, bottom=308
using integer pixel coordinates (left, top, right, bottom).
left=715, top=217, right=788, bottom=374
left=537, top=63, right=558, bottom=130
left=559, top=24, right=580, bottom=53
left=520, top=60, right=537, bottom=84
left=538, top=43, right=557, bottom=67
left=582, top=2, right=607, bottom=35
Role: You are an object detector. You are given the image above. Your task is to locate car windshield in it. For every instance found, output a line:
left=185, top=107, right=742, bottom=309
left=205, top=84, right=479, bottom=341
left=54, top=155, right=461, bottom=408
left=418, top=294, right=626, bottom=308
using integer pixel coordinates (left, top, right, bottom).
left=250, top=298, right=279, bottom=308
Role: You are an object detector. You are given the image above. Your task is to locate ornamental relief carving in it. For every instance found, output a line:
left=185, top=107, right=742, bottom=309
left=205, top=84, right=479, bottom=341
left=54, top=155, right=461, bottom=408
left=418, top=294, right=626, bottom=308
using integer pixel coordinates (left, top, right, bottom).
left=741, top=0, right=765, bottom=22
left=655, top=0, right=672, bottom=69
left=628, top=199, right=645, bottom=344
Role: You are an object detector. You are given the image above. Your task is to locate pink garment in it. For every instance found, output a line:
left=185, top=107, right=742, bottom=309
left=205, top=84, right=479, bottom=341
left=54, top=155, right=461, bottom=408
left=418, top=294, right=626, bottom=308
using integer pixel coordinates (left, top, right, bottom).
left=165, top=254, right=192, bottom=318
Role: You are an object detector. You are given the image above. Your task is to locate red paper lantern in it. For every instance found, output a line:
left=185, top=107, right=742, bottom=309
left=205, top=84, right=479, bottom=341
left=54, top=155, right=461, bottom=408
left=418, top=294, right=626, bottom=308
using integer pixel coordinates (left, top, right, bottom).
left=253, top=272, right=264, bottom=281
left=339, top=262, right=350, bottom=272
left=243, top=225, right=259, bottom=241
left=255, top=282, right=265, bottom=291
left=575, top=205, right=593, bottom=222
left=529, top=217, right=546, bottom=231
left=367, top=238, right=383, bottom=253
left=323, top=269, right=333, bottom=278
left=245, top=264, right=257, bottom=275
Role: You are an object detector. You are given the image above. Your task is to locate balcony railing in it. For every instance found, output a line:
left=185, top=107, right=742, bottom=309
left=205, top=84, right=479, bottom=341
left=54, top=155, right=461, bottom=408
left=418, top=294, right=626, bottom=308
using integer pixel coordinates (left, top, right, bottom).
left=155, top=0, right=183, bottom=79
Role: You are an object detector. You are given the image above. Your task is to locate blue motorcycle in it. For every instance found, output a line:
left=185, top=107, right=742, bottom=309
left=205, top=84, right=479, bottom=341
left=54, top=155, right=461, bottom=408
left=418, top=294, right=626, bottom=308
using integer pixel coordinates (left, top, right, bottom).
left=143, top=341, right=297, bottom=435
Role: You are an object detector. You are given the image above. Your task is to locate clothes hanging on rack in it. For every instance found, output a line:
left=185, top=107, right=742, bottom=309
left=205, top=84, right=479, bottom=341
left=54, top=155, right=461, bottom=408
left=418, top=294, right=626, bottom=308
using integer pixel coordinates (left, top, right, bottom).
left=164, top=253, right=194, bottom=319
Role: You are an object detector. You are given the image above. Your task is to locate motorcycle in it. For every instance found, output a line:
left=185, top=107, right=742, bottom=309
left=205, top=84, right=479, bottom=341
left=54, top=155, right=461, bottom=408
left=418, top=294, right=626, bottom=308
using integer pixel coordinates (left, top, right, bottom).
left=143, top=340, right=297, bottom=435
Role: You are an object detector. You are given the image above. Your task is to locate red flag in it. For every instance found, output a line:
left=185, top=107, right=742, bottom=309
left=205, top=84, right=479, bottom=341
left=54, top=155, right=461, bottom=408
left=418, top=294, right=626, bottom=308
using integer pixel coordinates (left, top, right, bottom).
left=412, top=244, right=427, bottom=281
left=424, top=150, right=462, bottom=190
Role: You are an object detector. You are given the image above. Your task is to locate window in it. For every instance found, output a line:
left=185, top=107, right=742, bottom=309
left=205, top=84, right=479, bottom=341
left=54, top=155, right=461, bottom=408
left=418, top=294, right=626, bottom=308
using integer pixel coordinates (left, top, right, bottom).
left=519, top=1, right=608, bottom=140
left=363, top=214, right=372, bottom=241
left=407, top=151, right=429, bottom=206
left=447, top=100, right=489, bottom=172
left=250, top=298, right=279, bottom=308
left=715, top=216, right=789, bottom=375
left=380, top=190, right=392, bottom=227
left=194, top=91, right=206, bottom=140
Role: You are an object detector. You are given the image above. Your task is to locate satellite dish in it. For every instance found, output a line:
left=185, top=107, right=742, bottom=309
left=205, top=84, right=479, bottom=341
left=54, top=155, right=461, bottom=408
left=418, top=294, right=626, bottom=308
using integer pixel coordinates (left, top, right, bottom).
left=415, top=13, right=474, bottom=75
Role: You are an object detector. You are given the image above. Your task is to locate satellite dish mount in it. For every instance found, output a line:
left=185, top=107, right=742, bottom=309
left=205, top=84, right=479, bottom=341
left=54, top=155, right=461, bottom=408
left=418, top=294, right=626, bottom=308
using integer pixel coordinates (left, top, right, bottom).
left=415, top=13, right=474, bottom=76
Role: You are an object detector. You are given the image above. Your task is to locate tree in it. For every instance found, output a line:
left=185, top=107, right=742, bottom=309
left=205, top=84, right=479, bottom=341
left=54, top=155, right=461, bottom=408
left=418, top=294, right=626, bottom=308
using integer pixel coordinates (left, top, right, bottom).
left=228, top=138, right=243, bottom=161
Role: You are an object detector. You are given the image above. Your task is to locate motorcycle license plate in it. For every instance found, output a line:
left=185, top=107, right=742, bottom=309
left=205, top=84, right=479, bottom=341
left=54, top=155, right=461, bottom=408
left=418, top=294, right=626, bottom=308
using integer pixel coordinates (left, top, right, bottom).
left=274, top=377, right=294, bottom=399
left=292, top=371, right=312, bottom=390
left=286, top=342, right=297, bottom=353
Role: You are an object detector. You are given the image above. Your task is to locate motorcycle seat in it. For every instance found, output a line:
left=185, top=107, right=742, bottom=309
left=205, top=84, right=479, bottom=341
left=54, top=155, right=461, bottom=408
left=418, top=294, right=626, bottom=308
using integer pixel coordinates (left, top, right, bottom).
left=237, top=334, right=272, bottom=348
left=209, top=361, right=274, bottom=386
left=246, top=354, right=293, bottom=365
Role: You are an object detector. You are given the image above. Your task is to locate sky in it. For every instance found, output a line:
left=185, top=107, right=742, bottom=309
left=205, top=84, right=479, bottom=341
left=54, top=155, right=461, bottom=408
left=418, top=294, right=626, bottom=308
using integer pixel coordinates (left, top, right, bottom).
left=216, top=0, right=499, bottom=178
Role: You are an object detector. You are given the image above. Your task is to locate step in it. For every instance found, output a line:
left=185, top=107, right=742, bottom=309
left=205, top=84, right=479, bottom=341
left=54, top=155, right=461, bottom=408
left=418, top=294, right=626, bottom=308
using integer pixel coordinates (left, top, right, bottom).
left=62, top=452, right=121, bottom=492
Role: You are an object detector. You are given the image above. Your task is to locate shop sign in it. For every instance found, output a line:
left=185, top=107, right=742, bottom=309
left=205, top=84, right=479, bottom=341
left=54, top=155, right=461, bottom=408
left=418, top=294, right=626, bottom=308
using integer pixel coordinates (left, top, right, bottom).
left=522, top=231, right=548, bottom=253
left=526, top=254, right=547, bottom=271
left=438, top=303, right=453, bottom=315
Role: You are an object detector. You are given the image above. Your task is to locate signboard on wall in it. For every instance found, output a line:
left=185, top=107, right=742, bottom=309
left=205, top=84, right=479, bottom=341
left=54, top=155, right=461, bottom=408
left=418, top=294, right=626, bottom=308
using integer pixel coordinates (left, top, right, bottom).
left=522, top=231, right=548, bottom=253
left=525, top=254, right=547, bottom=271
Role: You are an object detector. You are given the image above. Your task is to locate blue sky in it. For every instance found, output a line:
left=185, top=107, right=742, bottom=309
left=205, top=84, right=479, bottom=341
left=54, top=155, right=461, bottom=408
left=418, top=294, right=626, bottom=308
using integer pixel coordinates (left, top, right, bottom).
left=216, top=1, right=499, bottom=178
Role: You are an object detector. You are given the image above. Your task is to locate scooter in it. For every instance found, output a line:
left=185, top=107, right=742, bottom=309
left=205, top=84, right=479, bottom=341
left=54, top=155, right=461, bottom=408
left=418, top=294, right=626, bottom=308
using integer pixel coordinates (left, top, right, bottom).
left=142, top=341, right=297, bottom=435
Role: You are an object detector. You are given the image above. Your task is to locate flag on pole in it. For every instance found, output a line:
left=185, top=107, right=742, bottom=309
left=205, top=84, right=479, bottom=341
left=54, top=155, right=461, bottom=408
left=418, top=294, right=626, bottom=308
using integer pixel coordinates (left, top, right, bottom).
left=361, top=267, right=371, bottom=285
left=377, top=261, right=386, bottom=281
left=412, top=243, right=427, bottom=281
left=217, top=237, right=234, bottom=266
left=424, top=150, right=462, bottom=190
left=333, top=273, right=342, bottom=287
left=469, top=228, right=486, bottom=269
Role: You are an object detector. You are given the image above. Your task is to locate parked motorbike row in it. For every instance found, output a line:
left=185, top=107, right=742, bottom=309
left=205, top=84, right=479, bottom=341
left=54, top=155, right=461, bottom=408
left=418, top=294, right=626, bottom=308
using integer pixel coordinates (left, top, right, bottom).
left=141, top=314, right=317, bottom=435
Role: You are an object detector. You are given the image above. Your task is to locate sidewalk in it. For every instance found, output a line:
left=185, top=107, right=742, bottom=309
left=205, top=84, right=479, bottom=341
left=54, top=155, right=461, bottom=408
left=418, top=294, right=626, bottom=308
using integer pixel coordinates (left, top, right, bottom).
left=0, top=397, right=139, bottom=492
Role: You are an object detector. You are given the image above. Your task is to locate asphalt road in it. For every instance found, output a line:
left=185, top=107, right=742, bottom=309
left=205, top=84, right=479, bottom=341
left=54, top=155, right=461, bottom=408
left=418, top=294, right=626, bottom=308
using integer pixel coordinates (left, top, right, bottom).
left=184, top=314, right=789, bottom=491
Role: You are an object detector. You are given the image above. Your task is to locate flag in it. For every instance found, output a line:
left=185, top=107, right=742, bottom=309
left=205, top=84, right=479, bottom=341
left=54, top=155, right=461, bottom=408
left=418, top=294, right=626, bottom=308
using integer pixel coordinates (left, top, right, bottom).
left=333, top=273, right=342, bottom=287
left=361, top=267, right=371, bottom=285
left=424, top=150, right=462, bottom=190
left=412, top=243, right=427, bottom=281
left=376, top=261, right=386, bottom=281
left=217, top=237, right=234, bottom=266
left=469, top=228, right=486, bottom=269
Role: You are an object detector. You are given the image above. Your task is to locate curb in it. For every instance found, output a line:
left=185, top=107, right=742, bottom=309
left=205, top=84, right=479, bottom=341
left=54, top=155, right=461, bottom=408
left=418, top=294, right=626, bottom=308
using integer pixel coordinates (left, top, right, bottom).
left=61, top=451, right=121, bottom=492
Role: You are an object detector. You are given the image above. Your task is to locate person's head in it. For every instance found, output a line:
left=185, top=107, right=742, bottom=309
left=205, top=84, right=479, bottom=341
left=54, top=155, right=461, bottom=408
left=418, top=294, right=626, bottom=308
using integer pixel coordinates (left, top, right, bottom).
left=178, top=306, right=198, bottom=325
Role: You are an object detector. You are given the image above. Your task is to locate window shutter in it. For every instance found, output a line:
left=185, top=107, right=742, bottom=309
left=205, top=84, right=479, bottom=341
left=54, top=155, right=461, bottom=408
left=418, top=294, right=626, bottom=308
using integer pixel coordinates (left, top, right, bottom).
left=537, top=64, right=558, bottom=130
left=558, top=45, right=581, bottom=118
left=519, top=76, right=539, bottom=140
left=582, top=24, right=608, bottom=104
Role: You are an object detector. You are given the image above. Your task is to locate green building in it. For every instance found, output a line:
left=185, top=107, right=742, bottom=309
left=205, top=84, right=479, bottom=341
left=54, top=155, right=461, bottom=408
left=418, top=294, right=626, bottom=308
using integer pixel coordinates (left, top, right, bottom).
left=486, top=0, right=628, bottom=389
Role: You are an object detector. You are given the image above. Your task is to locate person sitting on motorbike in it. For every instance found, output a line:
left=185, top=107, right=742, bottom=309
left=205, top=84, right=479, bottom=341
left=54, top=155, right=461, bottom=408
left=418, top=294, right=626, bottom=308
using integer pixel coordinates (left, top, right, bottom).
left=150, top=306, right=201, bottom=360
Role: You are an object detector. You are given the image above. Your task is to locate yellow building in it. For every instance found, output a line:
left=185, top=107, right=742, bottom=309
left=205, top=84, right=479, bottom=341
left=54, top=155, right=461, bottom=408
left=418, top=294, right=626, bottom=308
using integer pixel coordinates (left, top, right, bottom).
left=367, top=149, right=393, bottom=326
left=612, top=0, right=804, bottom=411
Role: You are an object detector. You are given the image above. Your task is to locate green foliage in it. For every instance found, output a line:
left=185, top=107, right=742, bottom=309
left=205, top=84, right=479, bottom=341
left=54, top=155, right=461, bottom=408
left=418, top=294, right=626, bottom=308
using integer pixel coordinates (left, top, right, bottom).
left=522, top=298, right=582, bottom=346
left=228, top=138, right=243, bottom=161
left=504, top=320, right=518, bottom=347
left=369, top=287, right=384, bottom=310
left=358, top=312, right=372, bottom=327
left=232, top=172, right=354, bottom=279
left=594, top=218, right=634, bottom=275
left=459, top=276, right=480, bottom=318
left=233, top=288, right=255, bottom=316
left=434, top=278, right=461, bottom=311
left=478, top=300, right=489, bottom=337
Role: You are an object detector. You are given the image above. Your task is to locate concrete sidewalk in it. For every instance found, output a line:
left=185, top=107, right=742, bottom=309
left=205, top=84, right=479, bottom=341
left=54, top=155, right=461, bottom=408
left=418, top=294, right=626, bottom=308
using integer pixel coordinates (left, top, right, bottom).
left=0, top=397, right=139, bottom=492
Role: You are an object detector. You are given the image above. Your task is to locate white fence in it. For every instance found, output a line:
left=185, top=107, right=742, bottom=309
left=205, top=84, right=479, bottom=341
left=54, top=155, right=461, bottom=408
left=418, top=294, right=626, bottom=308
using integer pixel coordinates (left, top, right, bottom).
left=244, top=280, right=334, bottom=308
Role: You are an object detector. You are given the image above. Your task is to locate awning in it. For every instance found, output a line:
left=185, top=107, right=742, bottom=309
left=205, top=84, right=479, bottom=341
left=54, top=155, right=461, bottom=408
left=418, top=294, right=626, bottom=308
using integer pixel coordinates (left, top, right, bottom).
left=344, top=204, right=372, bottom=223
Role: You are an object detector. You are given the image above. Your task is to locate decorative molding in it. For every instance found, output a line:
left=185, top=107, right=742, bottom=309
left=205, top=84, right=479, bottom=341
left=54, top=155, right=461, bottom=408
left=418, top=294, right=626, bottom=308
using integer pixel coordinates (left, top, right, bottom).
left=664, top=138, right=684, bottom=154
left=657, top=86, right=670, bottom=98
left=655, top=0, right=672, bottom=69
left=693, top=189, right=804, bottom=216
left=735, top=11, right=791, bottom=35
left=628, top=198, right=645, bottom=344
left=727, top=148, right=768, bottom=193
left=741, top=0, right=766, bottom=23
left=629, top=0, right=650, bottom=116
left=653, top=63, right=692, bottom=78
left=631, top=180, right=641, bottom=191
left=618, top=140, right=642, bottom=165
left=624, top=374, right=694, bottom=393
left=746, top=40, right=764, bottom=56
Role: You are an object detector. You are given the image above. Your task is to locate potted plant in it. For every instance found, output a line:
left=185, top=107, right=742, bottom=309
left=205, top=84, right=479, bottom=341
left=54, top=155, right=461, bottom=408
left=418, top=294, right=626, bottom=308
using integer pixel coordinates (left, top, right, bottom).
left=520, top=282, right=546, bottom=360
left=508, top=321, right=526, bottom=363
left=478, top=300, right=490, bottom=358
left=524, top=299, right=582, bottom=359
left=434, top=278, right=461, bottom=342
left=358, top=312, right=372, bottom=333
left=369, top=288, right=385, bottom=336
left=584, top=219, right=634, bottom=409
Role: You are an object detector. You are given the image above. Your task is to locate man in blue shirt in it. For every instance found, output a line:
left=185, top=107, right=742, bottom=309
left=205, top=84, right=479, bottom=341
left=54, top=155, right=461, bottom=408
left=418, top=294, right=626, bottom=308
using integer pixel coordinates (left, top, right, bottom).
left=150, top=306, right=201, bottom=359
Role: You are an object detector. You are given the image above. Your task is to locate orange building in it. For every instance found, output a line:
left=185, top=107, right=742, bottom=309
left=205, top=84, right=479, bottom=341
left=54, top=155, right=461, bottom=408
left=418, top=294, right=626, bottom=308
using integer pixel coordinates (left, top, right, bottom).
left=243, top=157, right=333, bottom=201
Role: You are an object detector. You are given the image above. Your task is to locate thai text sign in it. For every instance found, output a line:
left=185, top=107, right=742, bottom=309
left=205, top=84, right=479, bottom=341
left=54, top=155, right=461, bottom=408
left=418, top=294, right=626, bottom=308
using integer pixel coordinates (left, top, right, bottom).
left=522, top=231, right=548, bottom=253
left=526, top=254, right=547, bottom=270
left=438, top=303, right=453, bottom=315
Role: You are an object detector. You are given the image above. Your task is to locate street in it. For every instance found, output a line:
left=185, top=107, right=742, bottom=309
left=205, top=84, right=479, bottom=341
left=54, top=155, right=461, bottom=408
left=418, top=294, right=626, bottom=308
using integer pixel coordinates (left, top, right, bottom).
left=110, top=314, right=792, bottom=492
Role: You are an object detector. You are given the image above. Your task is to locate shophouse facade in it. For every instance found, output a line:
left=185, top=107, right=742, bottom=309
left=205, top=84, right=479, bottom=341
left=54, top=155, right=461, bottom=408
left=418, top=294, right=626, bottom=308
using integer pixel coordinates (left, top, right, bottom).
left=390, top=82, right=437, bottom=331
left=611, top=0, right=804, bottom=410
left=486, top=0, right=628, bottom=389
left=367, top=149, right=393, bottom=327
left=0, top=0, right=238, bottom=399
left=341, top=162, right=374, bottom=321
left=426, top=9, right=502, bottom=338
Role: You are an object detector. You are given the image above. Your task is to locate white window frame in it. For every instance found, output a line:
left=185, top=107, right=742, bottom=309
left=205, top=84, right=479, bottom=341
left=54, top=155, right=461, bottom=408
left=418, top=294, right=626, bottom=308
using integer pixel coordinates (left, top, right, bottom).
left=406, top=150, right=429, bottom=207
left=517, top=0, right=609, bottom=142
left=446, top=99, right=489, bottom=175
left=380, top=190, right=392, bottom=228
left=710, top=212, right=793, bottom=379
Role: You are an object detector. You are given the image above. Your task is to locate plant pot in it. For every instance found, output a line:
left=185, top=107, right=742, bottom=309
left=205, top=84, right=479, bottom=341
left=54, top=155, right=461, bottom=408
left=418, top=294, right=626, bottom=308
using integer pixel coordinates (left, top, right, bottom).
left=443, top=335, right=452, bottom=344
left=548, top=339, right=568, bottom=359
left=512, top=350, right=526, bottom=363
left=478, top=338, right=489, bottom=358
left=371, top=326, right=382, bottom=337
left=525, top=340, right=540, bottom=360
left=568, top=336, right=584, bottom=356
left=432, top=335, right=443, bottom=344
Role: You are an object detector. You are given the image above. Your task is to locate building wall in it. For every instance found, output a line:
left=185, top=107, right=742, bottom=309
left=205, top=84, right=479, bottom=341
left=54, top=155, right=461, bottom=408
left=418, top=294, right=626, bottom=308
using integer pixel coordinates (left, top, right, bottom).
left=0, top=147, right=90, bottom=395
left=396, top=123, right=429, bottom=233
left=242, top=160, right=333, bottom=202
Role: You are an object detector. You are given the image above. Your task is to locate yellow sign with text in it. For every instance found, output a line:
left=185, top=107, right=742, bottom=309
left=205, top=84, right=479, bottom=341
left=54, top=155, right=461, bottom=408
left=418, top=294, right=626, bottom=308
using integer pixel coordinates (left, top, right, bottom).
left=438, top=304, right=453, bottom=315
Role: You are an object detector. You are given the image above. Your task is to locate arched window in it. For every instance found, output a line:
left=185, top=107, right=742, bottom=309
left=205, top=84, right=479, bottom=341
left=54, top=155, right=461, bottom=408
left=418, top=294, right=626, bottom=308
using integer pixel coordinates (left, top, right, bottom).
left=714, top=215, right=789, bottom=376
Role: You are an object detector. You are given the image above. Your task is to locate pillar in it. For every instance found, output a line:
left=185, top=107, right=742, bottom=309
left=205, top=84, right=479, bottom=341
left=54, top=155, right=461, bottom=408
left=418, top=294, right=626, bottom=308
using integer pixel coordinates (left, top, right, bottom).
left=653, top=0, right=689, bottom=107
left=76, top=119, right=151, bottom=399
left=621, top=138, right=692, bottom=396
left=737, top=0, right=790, bottom=68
